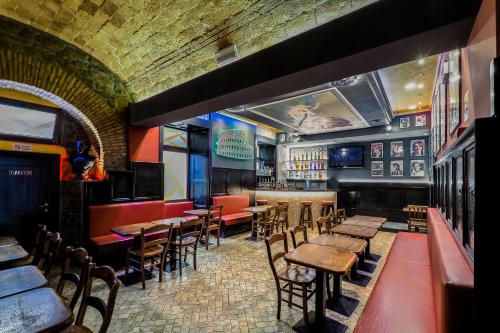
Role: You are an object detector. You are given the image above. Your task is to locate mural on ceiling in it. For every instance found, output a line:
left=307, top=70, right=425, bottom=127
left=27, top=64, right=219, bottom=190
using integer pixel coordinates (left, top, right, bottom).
left=249, top=89, right=369, bottom=135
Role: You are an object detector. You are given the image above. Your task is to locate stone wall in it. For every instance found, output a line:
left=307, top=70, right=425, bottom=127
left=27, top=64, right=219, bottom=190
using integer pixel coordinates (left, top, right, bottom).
left=0, top=15, right=132, bottom=169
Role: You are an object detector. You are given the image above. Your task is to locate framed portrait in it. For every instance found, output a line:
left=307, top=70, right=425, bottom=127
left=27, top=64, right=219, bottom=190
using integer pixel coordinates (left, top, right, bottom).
left=439, top=82, right=447, bottom=148
left=371, top=161, right=384, bottom=176
left=390, top=141, right=404, bottom=158
left=278, top=133, right=286, bottom=143
left=410, top=160, right=425, bottom=177
left=371, top=143, right=383, bottom=158
left=390, top=160, right=404, bottom=176
left=447, top=50, right=461, bottom=134
left=454, top=155, right=464, bottom=238
left=432, top=94, right=439, bottom=154
left=415, top=114, right=426, bottom=127
left=399, top=117, right=410, bottom=129
left=411, top=139, right=425, bottom=157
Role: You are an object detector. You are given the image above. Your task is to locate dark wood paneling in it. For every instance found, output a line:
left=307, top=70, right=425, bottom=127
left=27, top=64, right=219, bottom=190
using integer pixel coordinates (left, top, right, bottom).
left=338, top=182, right=430, bottom=222
left=211, top=167, right=256, bottom=203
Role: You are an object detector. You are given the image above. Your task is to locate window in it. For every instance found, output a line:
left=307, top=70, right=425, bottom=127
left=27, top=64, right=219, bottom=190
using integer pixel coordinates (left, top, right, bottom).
left=162, top=127, right=188, bottom=201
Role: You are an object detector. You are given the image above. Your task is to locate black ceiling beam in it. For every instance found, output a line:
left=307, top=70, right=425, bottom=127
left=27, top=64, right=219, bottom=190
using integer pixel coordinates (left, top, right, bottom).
left=129, top=0, right=482, bottom=127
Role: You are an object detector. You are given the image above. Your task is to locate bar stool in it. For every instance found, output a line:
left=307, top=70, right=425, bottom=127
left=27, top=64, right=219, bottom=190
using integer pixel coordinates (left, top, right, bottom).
left=256, top=199, right=268, bottom=206
left=299, top=201, right=313, bottom=230
left=276, top=200, right=289, bottom=228
left=321, top=200, right=335, bottom=217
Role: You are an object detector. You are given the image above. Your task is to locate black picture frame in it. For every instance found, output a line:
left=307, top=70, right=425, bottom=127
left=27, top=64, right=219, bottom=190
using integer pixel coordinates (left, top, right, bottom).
left=465, top=145, right=475, bottom=256
left=454, top=155, right=464, bottom=239
left=439, top=83, right=447, bottom=148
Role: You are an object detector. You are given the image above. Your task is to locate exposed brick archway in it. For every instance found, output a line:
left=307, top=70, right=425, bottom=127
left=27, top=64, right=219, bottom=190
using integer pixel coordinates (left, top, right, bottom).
left=0, top=16, right=132, bottom=169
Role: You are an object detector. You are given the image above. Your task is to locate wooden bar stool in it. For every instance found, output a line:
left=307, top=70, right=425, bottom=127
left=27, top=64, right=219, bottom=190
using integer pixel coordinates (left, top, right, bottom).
left=321, top=200, right=335, bottom=217
left=276, top=200, right=289, bottom=228
left=299, top=201, right=313, bottom=230
left=256, top=199, right=268, bottom=206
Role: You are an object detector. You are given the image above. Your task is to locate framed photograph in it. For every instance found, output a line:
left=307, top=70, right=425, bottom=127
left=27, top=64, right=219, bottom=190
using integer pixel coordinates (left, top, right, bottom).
left=415, top=114, right=426, bottom=127
left=411, top=139, right=425, bottom=156
left=390, top=141, right=404, bottom=157
left=454, top=155, right=464, bottom=237
left=432, top=93, right=439, bottom=154
left=278, top=133, right=286, bottom=143
left=371, top=143, right=383, bottom=158
left=463, top=90, right=470, bottom=122
left=410, top=160, right=425, bottom=177
left=390, top=160, right=404, bottom=176
left=439, top=83, right=447, bottom=148
left=447, top=50, right=461, bottom=134
left=399, top=117, right=410, bottom=128
left=371, top=161, right=384, bottom=176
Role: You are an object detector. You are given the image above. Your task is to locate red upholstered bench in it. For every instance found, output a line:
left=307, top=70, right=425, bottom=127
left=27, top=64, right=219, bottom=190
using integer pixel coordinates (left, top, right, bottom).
left=212, top=195, right=253, bottom=226
left=354, top=208, right=473, bottom=333
left=88, top=200, right=196, bottom=255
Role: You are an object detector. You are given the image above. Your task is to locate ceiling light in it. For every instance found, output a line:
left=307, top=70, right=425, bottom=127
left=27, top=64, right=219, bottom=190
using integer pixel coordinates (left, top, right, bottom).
left=408, top=105, right=417, bottom=110
left=386, top=125, right=392, bottom=131
left=404, top=82, right=417, bottom=90
left=418, top=101, right=422, bottom=105
left=418, top=59, right=425, bottom=65
left=417, top=83, right=424, bottom=89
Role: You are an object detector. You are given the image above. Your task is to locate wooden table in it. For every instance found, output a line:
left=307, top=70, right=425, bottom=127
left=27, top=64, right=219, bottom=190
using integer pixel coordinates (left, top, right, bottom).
left=285, top=243, right=356, bottom=331
left=332, top=224, right=378, bottom=258
left=241, top=206, right=271, bottom=241
left=0, top=236, right=18, bottom=247
left=183, top=209, right=210, bottom=218
left=110, top=217, right=187, bottom=237
left=343, top=219, right=385, bottom=229
left=0, top=287, right=73, bottom=332
left=110, top=217, right=187, bottom=274
left=0, top=244, right=29, bottom=266
left=0, top=265, right=47, bottom=299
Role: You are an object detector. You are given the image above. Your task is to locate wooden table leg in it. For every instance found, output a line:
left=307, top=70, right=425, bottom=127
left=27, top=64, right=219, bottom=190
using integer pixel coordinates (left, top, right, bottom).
left=365, top=238, right=371, bottom=258
left=332, top=274, right=342, bottom=301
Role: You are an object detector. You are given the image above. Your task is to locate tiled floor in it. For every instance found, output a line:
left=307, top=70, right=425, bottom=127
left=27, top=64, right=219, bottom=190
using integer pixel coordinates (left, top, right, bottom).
left=52, top=230, right=396, bottom=333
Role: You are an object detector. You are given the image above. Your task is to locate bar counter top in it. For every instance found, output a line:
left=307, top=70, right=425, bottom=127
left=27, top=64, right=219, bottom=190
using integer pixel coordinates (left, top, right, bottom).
left=256, top=189, right=337, bottom=227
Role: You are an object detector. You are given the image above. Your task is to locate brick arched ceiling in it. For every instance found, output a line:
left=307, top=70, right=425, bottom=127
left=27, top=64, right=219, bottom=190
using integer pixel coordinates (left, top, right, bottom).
left=0, top=15, right=132, bottom=169
left=0, top=0, right=375, bottom=101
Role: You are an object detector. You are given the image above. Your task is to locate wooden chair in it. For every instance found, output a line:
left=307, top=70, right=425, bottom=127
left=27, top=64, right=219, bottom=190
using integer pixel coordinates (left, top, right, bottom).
left=273, top=203, right=288, bottom=233
left=316, top=216, right=332, bottom=234
left=35, top=231, right=62, bottom=277
left=259, top=206, right=276, bottom=237
left=201, top=205, right=223, bottom=250
left=167, top=219, right=203, bottom=276
left=265, top=233, right=315, bottom=327
left=7, top=224, right=48, bottom=268
left=125, top=223, right=173, bottom=289
left=56, top=246, right=92, bottom=310
left=407, top=205, right=428, bottom=232
left=289, top=225, right=308, bottom=249
left=336, top=208, right=347, bottom=224
left=63, top=264, right=120, bottom=333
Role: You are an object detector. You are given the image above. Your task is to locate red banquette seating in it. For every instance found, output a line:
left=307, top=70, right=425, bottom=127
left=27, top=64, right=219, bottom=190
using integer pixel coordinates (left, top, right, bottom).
left=353, top=208, right=473, bottom=333
left=212, top=195, right=253, bottom=226
left=88, top=200, right=195, bottom=255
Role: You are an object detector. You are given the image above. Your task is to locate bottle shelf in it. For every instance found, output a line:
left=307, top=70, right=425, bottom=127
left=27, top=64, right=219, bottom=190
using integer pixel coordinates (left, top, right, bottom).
left=284, top=169, right=327, bottom=171
left=286, top=179, right=326, bottom=182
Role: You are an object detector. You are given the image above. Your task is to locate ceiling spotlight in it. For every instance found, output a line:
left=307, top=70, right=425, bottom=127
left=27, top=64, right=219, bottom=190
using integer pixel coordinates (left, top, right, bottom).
left=418, top=59, right=425, bottom=65
left=408, top=105, right=417, bottom=110
left=404, top=82, right=417, bottom=90
left=417, top=83, right=424, bottom=89
left=386, top=125, right=393, bottom=131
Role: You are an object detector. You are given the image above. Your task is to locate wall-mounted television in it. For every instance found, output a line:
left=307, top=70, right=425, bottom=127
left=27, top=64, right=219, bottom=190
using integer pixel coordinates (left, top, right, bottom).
left=328, top=146, right=364, bottom=168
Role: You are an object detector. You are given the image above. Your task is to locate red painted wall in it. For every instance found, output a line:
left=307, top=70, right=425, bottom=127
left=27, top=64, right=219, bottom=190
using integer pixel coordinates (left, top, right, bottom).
left=435, top=0, right=497, bottom=158
left=128, top=126, right=160, bottom=162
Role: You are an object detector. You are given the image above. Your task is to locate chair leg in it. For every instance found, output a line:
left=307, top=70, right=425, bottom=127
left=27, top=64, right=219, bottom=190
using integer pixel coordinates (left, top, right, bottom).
left=288, top=284, right=292, bottom=308
left=217, top=228, right=220, bottom=247
left=140, top=257, right=145, bottom=290
left=125, top=255, right=130, bottom=283
left=159, top=251, right=165, bottom=283
left=193, top=245, right=197, bottom=270
left=277, top=288, right=282, bottom=320
left=302, top=286, right=309, bottom=327
left=179, top=248, right=183, bottom=276
left=205, top=229, right=209, bottom=251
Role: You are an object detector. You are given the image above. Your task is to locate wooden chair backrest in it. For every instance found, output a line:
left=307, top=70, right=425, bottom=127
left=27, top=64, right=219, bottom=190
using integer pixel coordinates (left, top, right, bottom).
left=290, top=225, right=308, bottom=248
left=56, top=246, right=92, bottom=310
left=265, top=233, right=288, bottom=283
left=31, top=224, right=47, bottom=257
left=36, top=231, right=62, bottom=277
left=179, top=219, right=204, bottom=243
left=316, top=216, right=331, bottom=234
left=336, top=208, right=347, bottom=223
left=138, top=223, right=173, bottom=251
left=75, top=264, right=120, bottom=333
left=208, top=205, right=223, bottom=225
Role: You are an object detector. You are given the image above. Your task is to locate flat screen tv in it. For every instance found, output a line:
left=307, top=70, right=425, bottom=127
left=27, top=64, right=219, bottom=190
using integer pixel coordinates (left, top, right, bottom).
left=328, top=146, right=364, bottom=168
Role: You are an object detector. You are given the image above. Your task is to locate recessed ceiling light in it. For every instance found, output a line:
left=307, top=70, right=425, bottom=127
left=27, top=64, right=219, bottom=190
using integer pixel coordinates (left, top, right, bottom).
left=408, top=105, right=417, bottom=110
left=418, top=101, right=422, bottom=105
left=417, top=83, right=424, bottom=89
left=386, top=125, right=392, bottom=131
left=418, top=59, right=425, bottom=65
left=404, top=82, right=417, bottom=90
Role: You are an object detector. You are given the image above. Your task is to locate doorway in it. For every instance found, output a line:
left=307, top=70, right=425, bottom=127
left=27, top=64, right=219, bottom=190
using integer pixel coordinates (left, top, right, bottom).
left=0, top=151, right=60, bottom=248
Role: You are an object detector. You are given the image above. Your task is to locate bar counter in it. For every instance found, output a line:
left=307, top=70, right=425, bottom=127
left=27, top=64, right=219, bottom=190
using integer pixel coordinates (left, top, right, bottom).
left=255, top=190, right=337, bottom=227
